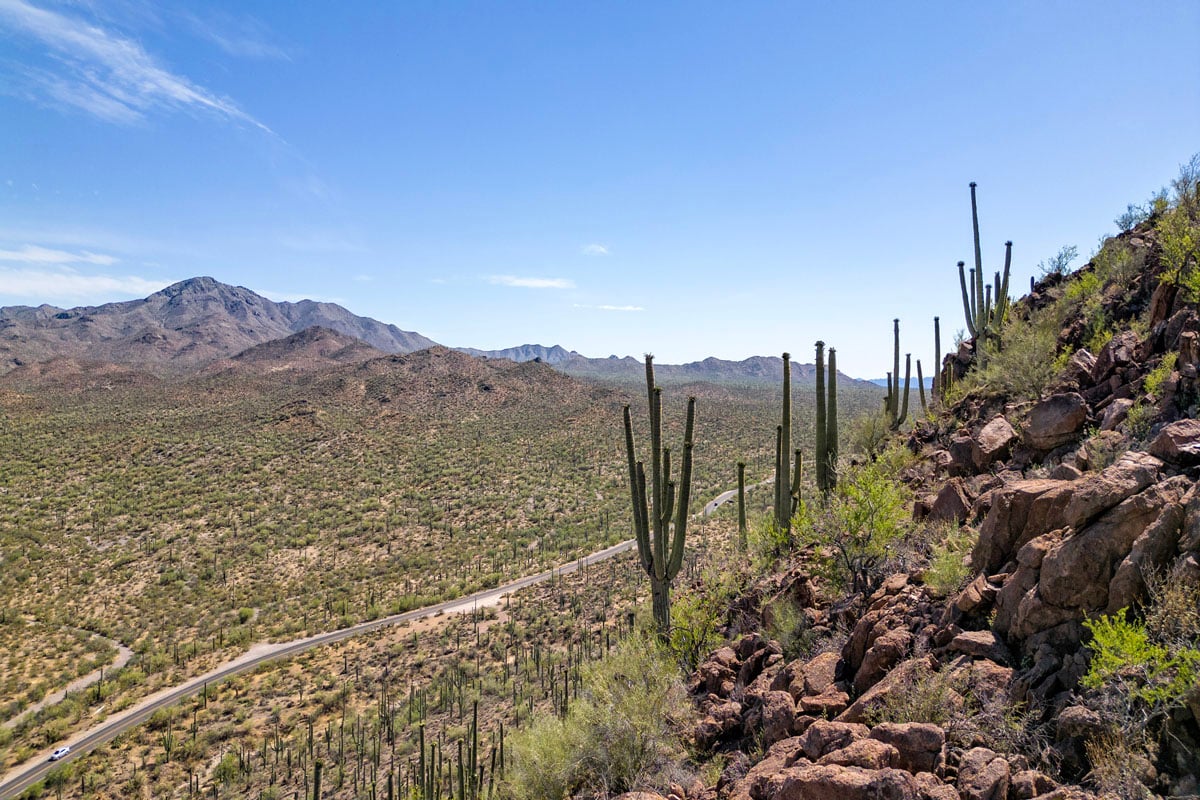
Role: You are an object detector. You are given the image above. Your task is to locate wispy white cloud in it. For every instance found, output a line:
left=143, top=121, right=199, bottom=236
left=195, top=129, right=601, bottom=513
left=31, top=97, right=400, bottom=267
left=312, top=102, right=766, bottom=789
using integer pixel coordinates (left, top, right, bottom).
left=352, top=274, right=373, bottom=282
left=0, top=0, right=271, bottom=132
left=573, top=303, right=644, bottom=312
left=488, top=275, right=575, bottom=289
left=0, top=266, right=171, bottom=303
left=581, top=243, right=609, bottom=256
left=182, top=9, right=290, bottom=61
left=0, top=244, right=119, bottom=266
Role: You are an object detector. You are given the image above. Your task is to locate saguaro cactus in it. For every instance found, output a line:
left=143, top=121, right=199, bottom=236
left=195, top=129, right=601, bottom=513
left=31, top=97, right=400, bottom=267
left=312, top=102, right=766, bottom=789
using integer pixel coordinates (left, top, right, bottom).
left=958, top=182, right=1013, bottom=352
left=826, top=347, right=839, bottom=491
left=737, top=461, right=747, bottom=548
left=623, top=355, right=696, bottom=635
left=815, top=341, right=839, bottom=495
left=775, top=353, right=793, bottom=533
left=885, top=320, right=912, bottom=430
left=815, top=341, right=828, bottom=494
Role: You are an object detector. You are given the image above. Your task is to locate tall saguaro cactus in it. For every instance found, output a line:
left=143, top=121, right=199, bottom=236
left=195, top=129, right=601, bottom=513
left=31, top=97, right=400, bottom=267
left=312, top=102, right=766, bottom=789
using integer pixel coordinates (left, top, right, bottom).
left=774, top=353, right=793, bottom=533
left=885, top=320, right=912, bottom=430
left=826, top=347, right=839, bottom=491
left=623, top=355, right=696, bottom=635
left=815, top=341, right=828, bottom=494
left=958, top=182, right=1013, bottom=353
left=815, top=341, right=839, bottom=495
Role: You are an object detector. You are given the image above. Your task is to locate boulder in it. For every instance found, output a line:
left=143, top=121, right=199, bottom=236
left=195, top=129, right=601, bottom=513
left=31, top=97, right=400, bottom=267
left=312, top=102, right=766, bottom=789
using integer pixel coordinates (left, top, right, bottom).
left=973, top=416, right=1019, bottom=470
left=759, top=691, right=798, bottom=746
left=1099, top=397, right=1133, bottom=431
left=855, top=628, right=913, bottom=694
left=801, top=651, right=842, bottom=697
left=1107, top=494, right=1188, bottom=612
left=946, top=630, right=1012, bottom=664
left=1148, top=418, right=1200, bottom=465
left=1091, top=331, right=1141, bottom=384
left=1040, top=476, right=1191, bottom=610
left=817, top=738, right=899, bottom=770
left=798, top=687, right=850, bottom=718
left=1009, top=770, right=1057, bottom=800
left=928, top=479, right=972, bottom=524
left=868, top=722, right=946, bottom=774
left=1023, top=393, right=1088, bottom=452
left=693, top=700, right=743, bottom=749
left=762, top=764, right=920, bottom=800
left=1060, top=348, right=1096, bottom=388
left=837, top=657, right=936, bottom=724
left=956, top=747, right=1011, bottom=800
left=798, top=719, right=870, bottom=761
left=1059, top=451, right=1161, bottom=530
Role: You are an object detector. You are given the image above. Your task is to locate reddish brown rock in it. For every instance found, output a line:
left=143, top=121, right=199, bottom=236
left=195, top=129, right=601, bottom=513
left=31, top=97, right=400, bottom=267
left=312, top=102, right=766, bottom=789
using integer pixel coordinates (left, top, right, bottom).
left=1023, top=393, right=1088, bottom=452
left=1009, top=770, right=1058, bottom=800
left=1040, top=477, right=1191, bottom=610
left=1099, top=397, right=1133, bottom=431
left=973, top=415, right=1019, bottom=470
left=817, top=738, right=899, bottom=770
left=956, top=747, right=1011, bottom=800
left=868, top=722, right=946, bottom=774
left=798, top=686, right=850, bottom=718
left=913, top=771, right=960, bottom=800
left=801, top=651, right=842, bottom=696
left=763, top=764, right=920, bottom=800
left=1061, top=348, right=1097, bottom=387
left=837, top=657, right=936, bottom=724
left=1108, top=494, right=1188, bottom=613
left=1091, top=331, right=1141, bottom=384
left=928, top=478, right=972, bottom=524
left=1149, top=418, right=1200, bottom=465
left=759, top=690, right=798, bottom=746
left=1059, top=451, right=1161, bottom=530
left=855, top=628, right=913, bottom=694
left=946, top=630, right=1011, bottom=664
left=798, top=720, right=870, bottom=761
left=693, top=700, right=742, bottom=749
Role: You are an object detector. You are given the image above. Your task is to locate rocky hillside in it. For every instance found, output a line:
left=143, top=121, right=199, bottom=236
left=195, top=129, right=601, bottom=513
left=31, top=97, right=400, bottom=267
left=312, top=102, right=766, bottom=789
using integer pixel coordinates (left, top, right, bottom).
left=0, top=276, right=437, bottom=374
left=641, top=175, right=1200, bottom=800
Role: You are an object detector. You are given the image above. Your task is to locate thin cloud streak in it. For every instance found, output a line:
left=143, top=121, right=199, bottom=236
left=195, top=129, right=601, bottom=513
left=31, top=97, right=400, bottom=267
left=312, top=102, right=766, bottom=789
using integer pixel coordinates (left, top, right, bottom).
left=488, top=275, right=575, bottom=289
left=0, top=244, right=119, bottom=266
left=581, top=243, right=609, bottom=256
left=573, top=303, right=644, bottom=312
left=0, top=267, right=171, bottom=303
left=0, top=0, right=272, bottom=132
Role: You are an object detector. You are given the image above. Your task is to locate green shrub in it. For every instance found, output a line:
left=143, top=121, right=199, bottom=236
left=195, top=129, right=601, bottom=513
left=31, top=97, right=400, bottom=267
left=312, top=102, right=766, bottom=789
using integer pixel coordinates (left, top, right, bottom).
left=959, top=309, right=1062, bottom=402
left=1083, top=610, right=1200, bottom=727
left=924, top=523, right=976, bottom=597
left=1142, top=353, right=1177, bottom=399
left=504, top=636, right=691, bottom=800
left=796, top=460, right=909, bottom=595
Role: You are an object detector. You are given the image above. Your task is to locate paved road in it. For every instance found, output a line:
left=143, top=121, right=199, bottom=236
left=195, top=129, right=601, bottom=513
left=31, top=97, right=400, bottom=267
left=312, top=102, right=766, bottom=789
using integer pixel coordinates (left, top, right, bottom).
left=0, top=539, right=638, bottom=799
left=702, top=478, right=771, bottom=516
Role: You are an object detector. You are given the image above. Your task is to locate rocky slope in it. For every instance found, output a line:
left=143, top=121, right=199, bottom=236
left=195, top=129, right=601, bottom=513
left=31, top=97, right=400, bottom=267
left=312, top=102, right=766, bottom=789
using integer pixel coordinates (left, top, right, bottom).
left=661, top=210, right=1200, bottom=799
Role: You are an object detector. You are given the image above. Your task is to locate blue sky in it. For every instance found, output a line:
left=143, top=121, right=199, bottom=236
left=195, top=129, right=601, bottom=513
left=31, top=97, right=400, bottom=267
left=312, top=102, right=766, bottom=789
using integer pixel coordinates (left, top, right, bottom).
left=1, top=1, right=1197, bottom=377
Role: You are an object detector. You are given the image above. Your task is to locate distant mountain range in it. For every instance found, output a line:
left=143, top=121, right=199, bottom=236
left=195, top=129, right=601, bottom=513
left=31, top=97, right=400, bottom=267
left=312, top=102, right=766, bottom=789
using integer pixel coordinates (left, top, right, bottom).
left=0, top=277, right=434, bottom=373
left=0, top=277, right=879, bottom=389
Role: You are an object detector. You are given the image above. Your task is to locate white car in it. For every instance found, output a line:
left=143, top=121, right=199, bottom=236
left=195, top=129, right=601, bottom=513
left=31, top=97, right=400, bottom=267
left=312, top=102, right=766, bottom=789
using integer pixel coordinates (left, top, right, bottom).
left=49, top=746, right=70, bottom=761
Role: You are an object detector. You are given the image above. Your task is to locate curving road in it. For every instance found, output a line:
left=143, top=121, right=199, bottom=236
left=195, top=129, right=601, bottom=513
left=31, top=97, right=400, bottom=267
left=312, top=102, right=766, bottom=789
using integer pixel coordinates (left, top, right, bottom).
left=0, top=482, right=755, bottom=799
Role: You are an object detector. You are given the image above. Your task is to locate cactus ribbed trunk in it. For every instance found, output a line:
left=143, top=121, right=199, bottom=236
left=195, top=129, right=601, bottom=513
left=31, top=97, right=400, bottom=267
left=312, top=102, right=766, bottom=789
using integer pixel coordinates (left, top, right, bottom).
left=774, top=353, right=792, bottom=533
left=826, top=347, right=838, bottom=491
left=815, top=341, right=828, bottom=495
left=737, top=461, right=747, bottom=548
left=933, top=316, right=942, bottom=400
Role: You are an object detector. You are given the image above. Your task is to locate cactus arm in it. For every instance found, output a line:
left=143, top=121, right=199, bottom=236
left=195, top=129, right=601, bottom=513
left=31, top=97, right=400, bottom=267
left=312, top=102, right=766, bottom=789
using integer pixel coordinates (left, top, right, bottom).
left=917, top=359, right=927, bottom=413
left=971, top=181, right=985, bottom=325
left=892, top=320, right=901, bottom=418
left=780, top=353, right=791, bottom=530
left=933, top=316, right=942, bottom=398
left=815, top=340, right=828, bottom=494
left=958, top=261, right=977, bottom=338
left=633, top=461, right=652, bottom=573
left=896, top=354, right=911, bottom=428
left=827, top=347, right=839, bottom=490
left=645, top=357, right=662, bottom=534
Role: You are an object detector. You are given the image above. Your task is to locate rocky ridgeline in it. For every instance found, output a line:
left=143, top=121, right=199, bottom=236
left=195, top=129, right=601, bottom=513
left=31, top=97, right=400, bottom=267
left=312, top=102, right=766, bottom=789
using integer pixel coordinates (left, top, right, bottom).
left=624, top=225, right=1200, bottom=799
